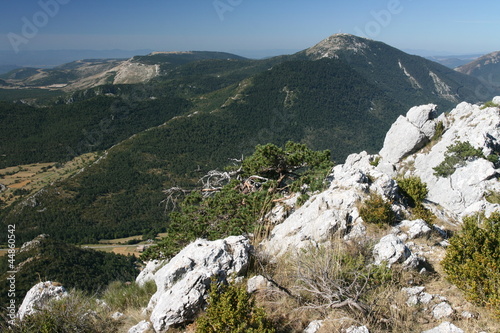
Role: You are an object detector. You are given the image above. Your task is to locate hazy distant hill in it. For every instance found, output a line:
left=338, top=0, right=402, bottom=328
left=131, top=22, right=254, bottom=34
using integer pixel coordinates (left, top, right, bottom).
left=455, top=51, right=500, bottom=90
left=426, top=54, right=482, bottom=68
left=1, top=34, right=498, bottom=245
left=0, top=51, right=246, bottom=91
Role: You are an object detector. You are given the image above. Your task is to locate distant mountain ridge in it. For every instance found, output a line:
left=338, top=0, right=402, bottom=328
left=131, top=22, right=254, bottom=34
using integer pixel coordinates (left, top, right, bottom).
left=455, top=51, right=500, bottom=91
left=0, top=51, right=246, bottom=91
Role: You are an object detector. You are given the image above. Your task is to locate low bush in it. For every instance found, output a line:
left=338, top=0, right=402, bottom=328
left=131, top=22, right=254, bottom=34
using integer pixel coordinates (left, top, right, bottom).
left=433, top=141, right=484, bottom=177
left=358, top=193, right=396, bottom=227
left=397, top=176, right=428, bottom=206
left=442, top=213, right=500, bottom=317
left=195, top=281, right=276, bottom=333
left=397, top=176, right=434, bottom=223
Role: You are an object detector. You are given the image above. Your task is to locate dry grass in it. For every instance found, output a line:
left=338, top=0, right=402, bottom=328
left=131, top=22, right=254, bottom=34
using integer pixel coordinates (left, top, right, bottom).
left=0, top=153, right=99, bottom=206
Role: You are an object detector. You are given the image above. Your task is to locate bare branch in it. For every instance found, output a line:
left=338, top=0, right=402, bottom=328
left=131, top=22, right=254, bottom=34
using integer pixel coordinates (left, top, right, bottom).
left=160, top=187, right=192, bottom=212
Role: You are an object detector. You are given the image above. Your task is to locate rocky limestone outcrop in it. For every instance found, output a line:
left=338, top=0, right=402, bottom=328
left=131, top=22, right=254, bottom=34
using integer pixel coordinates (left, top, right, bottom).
left=262, top=151, right=406, bottom=257
left=145, top=236, right=251, bottom=332
left=379, top=104, right=438, bottom=163
left=387, top=100, right=500, bottom=219
left=17, top=281, right=68, bottom=320
left=19, top=234, right=50, bottom=253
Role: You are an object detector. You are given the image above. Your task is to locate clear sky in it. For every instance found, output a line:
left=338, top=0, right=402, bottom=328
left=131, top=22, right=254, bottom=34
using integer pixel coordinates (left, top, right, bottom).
left=1, top=0, right=498, bottom=57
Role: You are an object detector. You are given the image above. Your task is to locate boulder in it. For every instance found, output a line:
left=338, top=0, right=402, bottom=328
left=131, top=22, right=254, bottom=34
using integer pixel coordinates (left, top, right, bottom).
left=303, top=320, right=324, bottom=333
left=373, top=234, right=411, bottom=266
left=406, top=104, right=438, bottom=129
left=128, top=320, right=152, bottom=333
left=111, top=311, right=125, bottom=320
left=492, top=96, right=500, bottom=105
left=247, top=275, right=272, bottom=294
left=398, top=219, right=432, bottom=239
left=17, top=281, right=68, bottom=320
left=136, top=259, right=165, bottom=287
left=147, top=236, right=251, bottom=332
left=432, top=301, right=454, bottom=319
left=421, top=322, right=464, bottom=333
left=380, top=104, right=438, bottom=164
left=346, top=325, right=370, bottom=333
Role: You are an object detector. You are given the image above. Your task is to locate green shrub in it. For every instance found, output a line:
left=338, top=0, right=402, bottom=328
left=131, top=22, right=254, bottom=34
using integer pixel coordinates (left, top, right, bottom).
left=481, top=101, right=500, bottom=109
left=359, top=193, right=396, bottom=227
left=369, top=156, right=381, bottom=167
left=442, top=213, right=500, bottom=317
left=102, top=280, right=157, bottom=311
left=195, top=282, right=275, bottom=333
left=397, top=176, right=428, bottom=206
left=397, top=176, right=434, bottom=223
left=485, top=190, right=500, bottom=205
left=1, top=291, right=119, bottom=333
left=433, top=141, right=485, bottom=177
left=431, top=121, right=445, bottom=142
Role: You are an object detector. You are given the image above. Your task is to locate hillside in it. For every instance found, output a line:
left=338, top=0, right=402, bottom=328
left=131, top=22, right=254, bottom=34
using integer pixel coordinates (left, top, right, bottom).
left=297, top=34, right=489, bottom=107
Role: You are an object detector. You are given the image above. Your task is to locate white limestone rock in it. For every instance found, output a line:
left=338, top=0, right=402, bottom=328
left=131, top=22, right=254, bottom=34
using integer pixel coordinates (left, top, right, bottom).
left=262, top=151, right=404, bottom=257
left=136, top=259, right=166, bottom=287
left=373, top=234, right=411, bottom=266
left=406, top=104, right=438, bottom=129
left=432, top=301, right=454, bottom=319
left=410, top=101, right=500, bottom=218
left=492, top=96, right=500, bottom=105
left=346, top=325, right=370, bottom=333
left=111, top=311, right=125, bottom=320
left=17, top=281, right=68, bottom=321
left=128, top=320, right=152, bottom=333
left=147, top=236, right=251, bottom=332
left=380, top=104, right=437, bottom=163
left=398, top=219, right=432, bottom=239
left=422, top=321, right=464, bottom=333
left=303, top=320, right=324, bottom=333
left=247, top=275, right=273, bottom=294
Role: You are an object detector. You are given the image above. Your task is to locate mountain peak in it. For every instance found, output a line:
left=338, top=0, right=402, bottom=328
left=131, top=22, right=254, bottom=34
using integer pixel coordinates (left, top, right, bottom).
left=304, top=34, right=374, bottom=58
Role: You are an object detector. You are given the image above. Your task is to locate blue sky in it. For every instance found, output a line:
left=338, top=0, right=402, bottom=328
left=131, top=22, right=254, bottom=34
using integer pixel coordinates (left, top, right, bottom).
left=1, top=0, right=498, bottom=57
